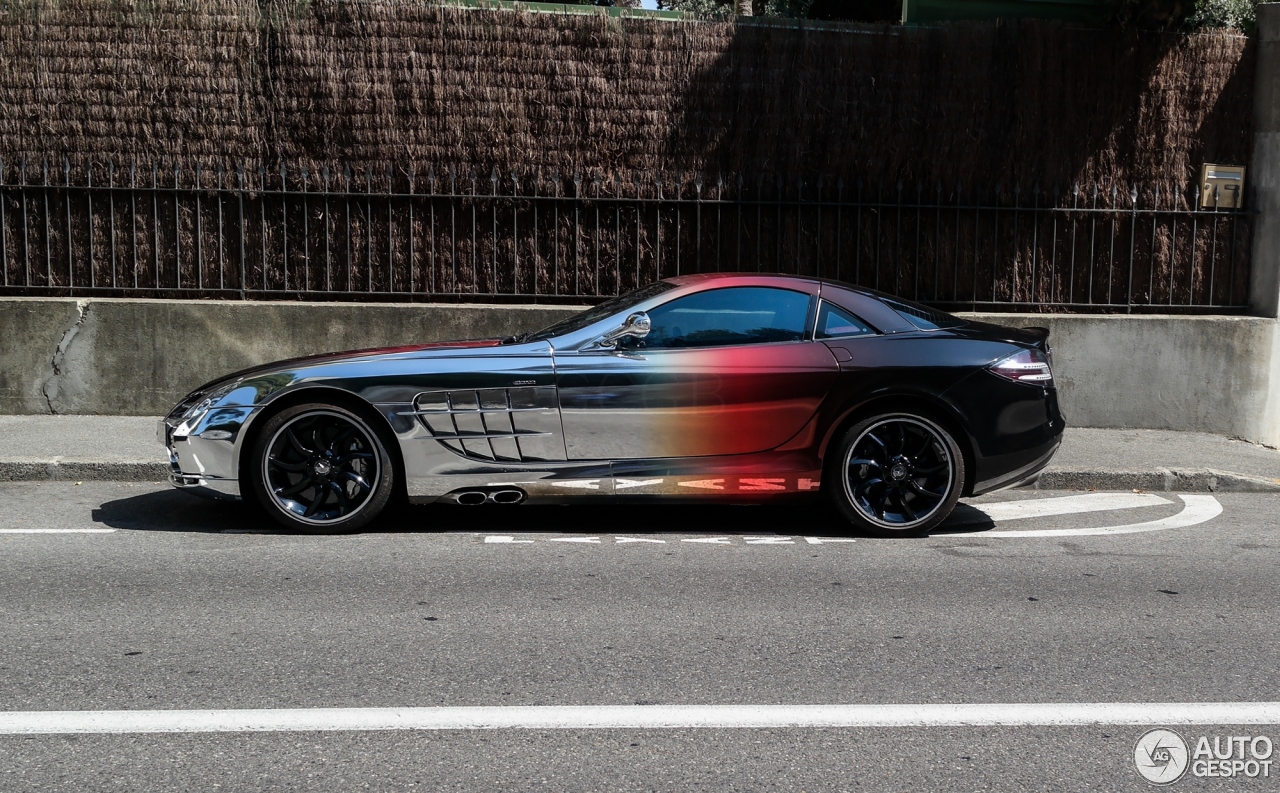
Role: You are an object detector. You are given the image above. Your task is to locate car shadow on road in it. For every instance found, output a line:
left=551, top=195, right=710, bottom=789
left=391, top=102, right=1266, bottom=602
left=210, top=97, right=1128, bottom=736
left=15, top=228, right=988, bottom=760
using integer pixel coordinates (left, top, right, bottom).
left=91, top=489, right=882, bottom=537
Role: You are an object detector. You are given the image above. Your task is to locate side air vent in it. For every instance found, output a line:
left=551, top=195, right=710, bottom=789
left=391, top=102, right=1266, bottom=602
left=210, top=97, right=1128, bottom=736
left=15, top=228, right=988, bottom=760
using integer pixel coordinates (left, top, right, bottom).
left=411, top=387, right=566, bottom=462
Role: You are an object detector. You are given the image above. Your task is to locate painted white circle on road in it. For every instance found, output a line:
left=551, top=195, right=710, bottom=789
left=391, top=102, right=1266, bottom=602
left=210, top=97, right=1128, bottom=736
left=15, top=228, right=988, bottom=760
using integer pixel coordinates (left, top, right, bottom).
left=948, top=494, right=1222, bottom=538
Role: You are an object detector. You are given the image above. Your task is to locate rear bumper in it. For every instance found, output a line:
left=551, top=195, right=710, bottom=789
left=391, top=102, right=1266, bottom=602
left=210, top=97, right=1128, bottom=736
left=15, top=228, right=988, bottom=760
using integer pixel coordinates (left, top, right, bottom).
left=970, top=432, right=1062, bottom=496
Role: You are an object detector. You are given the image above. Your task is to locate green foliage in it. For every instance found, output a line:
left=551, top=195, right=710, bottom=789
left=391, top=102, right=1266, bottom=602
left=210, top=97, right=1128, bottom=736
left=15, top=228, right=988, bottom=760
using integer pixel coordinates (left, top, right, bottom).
left=1183, top=0, right=1259, bottom=29
left=658, top=0, right=816, bottom=18
left=1104, top=0, right=1260, bottom=29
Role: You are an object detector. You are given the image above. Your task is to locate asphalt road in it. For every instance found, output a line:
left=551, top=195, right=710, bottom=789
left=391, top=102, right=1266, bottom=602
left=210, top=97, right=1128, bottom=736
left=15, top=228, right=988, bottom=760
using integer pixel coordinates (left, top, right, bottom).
left=1, top=481, right=1278, bottom=792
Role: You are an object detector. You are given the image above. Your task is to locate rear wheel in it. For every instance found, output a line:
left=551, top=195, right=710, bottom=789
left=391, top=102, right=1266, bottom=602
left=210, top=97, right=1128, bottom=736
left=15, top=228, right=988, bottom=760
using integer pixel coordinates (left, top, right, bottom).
left=249, top=403, right=395, bottom=533
left=828, top=412, right=964, bottom=537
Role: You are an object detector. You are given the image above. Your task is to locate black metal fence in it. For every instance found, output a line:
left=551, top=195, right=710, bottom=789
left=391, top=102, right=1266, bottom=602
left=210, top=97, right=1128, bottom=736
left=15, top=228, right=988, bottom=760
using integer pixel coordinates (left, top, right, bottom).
left=0, top=160, right=1255, bottom=312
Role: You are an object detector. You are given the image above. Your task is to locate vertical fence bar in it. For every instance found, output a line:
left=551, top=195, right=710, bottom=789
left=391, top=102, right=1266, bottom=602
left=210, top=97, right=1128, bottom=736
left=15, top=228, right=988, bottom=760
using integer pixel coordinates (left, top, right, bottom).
left=512, top=173, right=520, bottom=295
left=593, top=173, right=600, bottom=294
left=493, top=168, right=500, bottom=295
left=1067, top=183, right=1079, bottom=305
left=20, top=161, right=29, bottom=287
left=345, top=167, right=352, bottom=293
left=87, top=162, right=95, bottom=290
left=1207, top=187, right=1221, bottom=306
left=675, top=175, right=683, bottom=277
left=216, top=166, right=224, bottom=292
left=408, top=170, right=416, bottom=294
left=195, top=164, right=203, bottom=291
left=259, top=167, right=267, bottom=292
left=989, top=187, right=999, bottom=303
left=1126, top=187, right=1138, bottom=312
left=42, top=161, right=52, bottom=288
left=173, top=165, right=181, bottom=290
left=913, top=183, right=922, bottom=300
left=64, top=160, right=73, bottom=293
left=470, top=170, right=478, bottom=294
left=366, top=169, right=374, bottom=293
left=1031, top=187, right=1040, bottom=304
left=151, top=164, right=159, bottom=290
left=755, top=175, right=763, bottom=274
left=573, top=171, right=581, bottom=293
left=951, top=183, right=960, bottom=302
left=835, top=179, right=844, bottom=283
left=0, top=159, right=6, bottom=287
left=1147, top=186, right=1159, bottom=306
left=427, top=167, right=437, bottom=295
left=302, top=168, right=311, bottom=293
left=237, top=167, right=246, bottom=299
left=323, top=167, right=332, bottom=294
left=1009, top=185, right=1020, bottom=304
left=1106, top=186, right=1116, bottom=305
left=932, top=182, right=941, bottom=301
left=387, top=167, right=395, bottom=294
left=130, top=163, right=138, bottom=290
left=108, top=163, right=117, bottom=288
left=1086, top=183, right=1097, bottom=305
left=281, top=166, right=289, bottom=293
left=1187, top=184, right=1198, bottom=305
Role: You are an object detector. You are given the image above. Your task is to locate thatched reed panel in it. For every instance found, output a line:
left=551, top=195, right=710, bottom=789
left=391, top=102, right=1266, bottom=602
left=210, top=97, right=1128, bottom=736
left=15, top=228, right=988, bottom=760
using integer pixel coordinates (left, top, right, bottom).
left=0, top=2, right=1257, bottom=307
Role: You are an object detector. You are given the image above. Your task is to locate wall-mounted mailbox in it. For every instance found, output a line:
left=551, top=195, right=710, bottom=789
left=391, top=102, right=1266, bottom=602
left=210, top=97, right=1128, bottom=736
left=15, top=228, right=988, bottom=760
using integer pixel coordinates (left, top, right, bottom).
left=1199, top=163, right=1245, bottom=210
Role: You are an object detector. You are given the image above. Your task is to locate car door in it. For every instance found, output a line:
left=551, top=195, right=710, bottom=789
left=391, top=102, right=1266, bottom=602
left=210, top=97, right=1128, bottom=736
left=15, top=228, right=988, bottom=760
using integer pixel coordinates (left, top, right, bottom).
left=554, top=286, right=840, bottom=460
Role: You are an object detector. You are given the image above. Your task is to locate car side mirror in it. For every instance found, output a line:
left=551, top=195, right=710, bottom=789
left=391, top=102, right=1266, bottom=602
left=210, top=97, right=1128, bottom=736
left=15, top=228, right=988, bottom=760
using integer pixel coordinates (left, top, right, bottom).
left=597, top=311, right=651, bottom=349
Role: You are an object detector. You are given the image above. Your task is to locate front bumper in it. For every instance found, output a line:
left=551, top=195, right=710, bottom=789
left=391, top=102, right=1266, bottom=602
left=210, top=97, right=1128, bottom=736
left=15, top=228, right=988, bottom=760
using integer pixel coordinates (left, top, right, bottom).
left=159, top=410, right=252, bottom=501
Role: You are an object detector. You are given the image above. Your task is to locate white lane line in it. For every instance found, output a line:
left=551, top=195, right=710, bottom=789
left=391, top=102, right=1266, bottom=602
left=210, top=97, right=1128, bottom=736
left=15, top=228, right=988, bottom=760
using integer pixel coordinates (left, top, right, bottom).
left=962, top=492, right=1171, bottom=524
left=484, top=536, right=533, bottom=544
left=3, top=702, right=1279, bottom=734
left=0, top=528, right=116, bottom=534
left=950, top=495, right=1222, bottom=538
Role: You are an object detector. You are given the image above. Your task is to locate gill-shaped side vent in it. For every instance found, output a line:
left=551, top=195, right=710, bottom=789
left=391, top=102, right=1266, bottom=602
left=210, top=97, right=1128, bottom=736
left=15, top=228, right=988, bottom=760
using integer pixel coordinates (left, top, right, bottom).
left=411, top=387, right=566, bottom=462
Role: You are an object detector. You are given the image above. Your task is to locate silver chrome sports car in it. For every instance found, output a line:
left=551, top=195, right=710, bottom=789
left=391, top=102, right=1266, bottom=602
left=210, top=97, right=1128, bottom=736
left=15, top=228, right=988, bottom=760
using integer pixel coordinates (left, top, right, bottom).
left=161, top=274, right=1064, bottom=536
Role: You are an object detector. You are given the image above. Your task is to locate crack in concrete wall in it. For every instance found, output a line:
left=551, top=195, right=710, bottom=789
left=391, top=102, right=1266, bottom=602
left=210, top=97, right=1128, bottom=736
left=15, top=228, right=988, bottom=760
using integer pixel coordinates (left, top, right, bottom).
left=40, top=300, right=90, bottom=415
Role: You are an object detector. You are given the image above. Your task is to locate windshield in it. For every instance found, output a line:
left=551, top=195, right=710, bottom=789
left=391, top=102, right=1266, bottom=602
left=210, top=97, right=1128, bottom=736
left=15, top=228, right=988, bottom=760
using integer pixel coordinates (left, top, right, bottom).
left=519, top=281, right=676, bottom=343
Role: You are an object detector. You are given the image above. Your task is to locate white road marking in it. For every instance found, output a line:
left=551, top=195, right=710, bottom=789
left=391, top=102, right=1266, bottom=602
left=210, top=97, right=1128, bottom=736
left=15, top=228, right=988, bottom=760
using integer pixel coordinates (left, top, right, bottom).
left=0, top=529, right=116, bottom=534
left=678, top=479, right=725, bottom=490
left=550, top=480, right=602, bottom=490
left=950, top=495, right=1222, bottom=538
left=745, top=536, right=794, bottom=545
left=615, top=537, right=666, bottom=544
left=962, top=492, right=1171, bottom=524
left=682, top=537, right=731, bottom=544
left=804, top=537, right=857, bottom=544
left=739, top=479, right=786, bottom=492
left=549, top=537, right=601, bottom=544
left=4, top=702, right=1279, bottom=734
left=616, top=478, right=663, bottom=490
left=484, top=536, right=533, bottom=544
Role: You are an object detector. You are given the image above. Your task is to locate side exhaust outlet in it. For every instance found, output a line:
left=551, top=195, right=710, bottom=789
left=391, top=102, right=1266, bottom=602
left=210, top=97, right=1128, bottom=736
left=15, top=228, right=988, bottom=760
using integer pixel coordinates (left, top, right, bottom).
left=489, top=489, right=525, bottom=505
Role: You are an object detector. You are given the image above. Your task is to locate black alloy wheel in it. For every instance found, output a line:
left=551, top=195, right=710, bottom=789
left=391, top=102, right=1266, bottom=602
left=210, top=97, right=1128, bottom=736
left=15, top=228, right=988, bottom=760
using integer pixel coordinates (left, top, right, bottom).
left=829, top=413, right=964, bottom=537
left=250, top=403, right=395, bottom=533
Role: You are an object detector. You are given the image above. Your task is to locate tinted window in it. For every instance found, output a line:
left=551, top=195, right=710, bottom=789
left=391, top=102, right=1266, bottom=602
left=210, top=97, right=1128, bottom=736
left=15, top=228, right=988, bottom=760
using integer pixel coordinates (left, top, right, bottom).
left=816, top=301, right=876, bottom=339
left=638, top=287, right=811, bottom=349
left=879, top=296, right=965, bottom=330
left=524, top=281, right=675, bottom=342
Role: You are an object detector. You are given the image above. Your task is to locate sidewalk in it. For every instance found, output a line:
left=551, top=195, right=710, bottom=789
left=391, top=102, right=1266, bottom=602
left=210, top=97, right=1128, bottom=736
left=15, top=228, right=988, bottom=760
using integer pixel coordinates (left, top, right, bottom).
left=2, top=415, right=1279, bottom=492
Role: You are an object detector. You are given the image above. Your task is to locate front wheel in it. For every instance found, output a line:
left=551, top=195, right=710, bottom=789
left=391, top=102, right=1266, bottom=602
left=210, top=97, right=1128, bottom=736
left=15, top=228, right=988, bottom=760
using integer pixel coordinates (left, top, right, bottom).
left=249, top=403, right=396, bottom=533
left=828, top=412, right=965, bottom=537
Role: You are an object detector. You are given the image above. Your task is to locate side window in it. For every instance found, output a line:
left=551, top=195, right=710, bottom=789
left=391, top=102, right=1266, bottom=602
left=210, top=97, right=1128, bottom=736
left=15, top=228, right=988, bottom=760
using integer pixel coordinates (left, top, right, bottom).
left=815, top=301, right=876, bottom=339
left=637, top=287, right=811, bottom=350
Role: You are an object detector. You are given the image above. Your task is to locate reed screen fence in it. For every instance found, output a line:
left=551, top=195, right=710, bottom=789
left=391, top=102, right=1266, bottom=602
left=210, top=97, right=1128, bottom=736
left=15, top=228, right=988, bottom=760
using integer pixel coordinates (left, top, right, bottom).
left=0, top=161, right=1254, bottom=312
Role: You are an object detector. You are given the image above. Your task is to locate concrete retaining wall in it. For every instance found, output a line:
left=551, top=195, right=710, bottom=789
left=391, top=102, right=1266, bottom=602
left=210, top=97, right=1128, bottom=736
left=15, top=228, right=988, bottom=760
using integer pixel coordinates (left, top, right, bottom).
left=0, top=298, right=581, bottom=416
left=1, top=298, right=1276, bottom=446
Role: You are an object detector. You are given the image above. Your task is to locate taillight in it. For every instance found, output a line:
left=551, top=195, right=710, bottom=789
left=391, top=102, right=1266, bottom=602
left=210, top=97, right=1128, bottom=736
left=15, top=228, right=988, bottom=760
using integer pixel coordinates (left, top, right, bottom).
left=989, top=348, right=1054, bottom=386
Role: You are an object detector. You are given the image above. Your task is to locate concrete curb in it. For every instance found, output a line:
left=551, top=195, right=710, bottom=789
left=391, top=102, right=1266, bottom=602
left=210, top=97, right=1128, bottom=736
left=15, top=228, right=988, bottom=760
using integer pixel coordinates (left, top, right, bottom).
left=1032, top=468, right=1280, bottom=493
left=0, top=460, right=168, bottom=482
left=2, top=460, right=1279, bottom=493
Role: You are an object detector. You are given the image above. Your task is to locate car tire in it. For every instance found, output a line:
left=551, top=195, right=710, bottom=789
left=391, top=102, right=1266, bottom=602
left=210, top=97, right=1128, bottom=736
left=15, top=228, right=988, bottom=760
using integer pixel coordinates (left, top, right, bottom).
left=249, top=402, right=396, bottom=534
left=827, top=411, right=965, bottom=538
